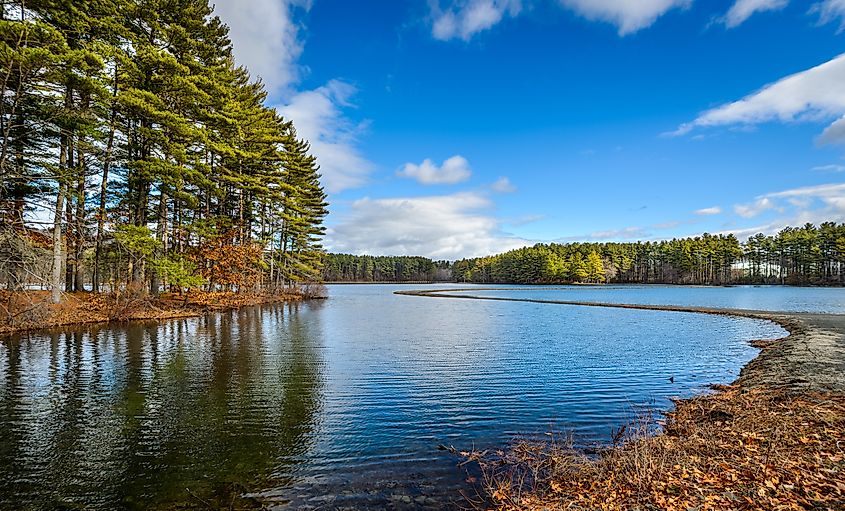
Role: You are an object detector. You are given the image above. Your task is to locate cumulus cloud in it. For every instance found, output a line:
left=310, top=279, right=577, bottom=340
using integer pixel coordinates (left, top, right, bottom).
left=277, top=81, right=373, bottom=194
left=398, top=155, right=472, bottom=184
left=213, top=1, right=375, bottom=194
left=431, top=0, right=522, bottom=40
left=695, top=206, right=722, bottom=215
left=722, top=0, right=789, bottom=28
left=212, top=0, right=305, bottom=96
left=325, top=192, right=531, bottom=259
left=559, top=0, right=691, bottom=35
left=672, top=53, right=845, bottom=145
left=491, top=176, right=517, bottom=193
left=811, top=0, right=845, bottom=31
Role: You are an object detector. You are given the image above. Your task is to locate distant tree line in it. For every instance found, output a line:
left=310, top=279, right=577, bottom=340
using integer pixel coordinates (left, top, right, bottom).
left=453, top=223, right=845, bottom=286
left=322, top=254, right=452, bottom=282
left=0, top=0, right=327, bottom=301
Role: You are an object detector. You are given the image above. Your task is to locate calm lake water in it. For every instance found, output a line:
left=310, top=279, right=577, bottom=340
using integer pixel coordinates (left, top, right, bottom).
left=0, top=284, right=801, bottom=509
left=461, top=284, right=845, bottom=314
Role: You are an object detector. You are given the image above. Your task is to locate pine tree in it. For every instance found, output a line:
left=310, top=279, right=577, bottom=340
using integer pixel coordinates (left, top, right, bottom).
left=586, top=250, right=605, bottom=283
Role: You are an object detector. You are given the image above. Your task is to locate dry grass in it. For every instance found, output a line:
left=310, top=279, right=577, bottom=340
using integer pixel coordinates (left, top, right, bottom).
left=467, top=386, right=845, bottom=510
left=0, top=289, right=307, bottom=335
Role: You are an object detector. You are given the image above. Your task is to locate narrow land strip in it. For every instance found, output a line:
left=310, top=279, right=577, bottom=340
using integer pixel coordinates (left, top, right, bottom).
left=396, top=288, right=845, bottom=510
left=395, top=288, right=845, bottom=393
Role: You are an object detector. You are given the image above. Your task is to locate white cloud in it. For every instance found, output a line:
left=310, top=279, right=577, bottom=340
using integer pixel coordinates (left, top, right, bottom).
left=673, top=53, right=845, bottom=145
left=214, top=1, right=375, bottom=195
left=212, top=0, right=306, bottom=96
left=819, top=115, right=845, bottom=144
left=558, top=0, right=691, bottom=35
left=277, top=81, right=374, bottom=194
left=491, top=176, right=517, bottom=193
left=722, top=0, right=789, bottom=28
left=431, top=0, right=689, bottom=41
left=431, top=0, right=522, bottom=41
left=717, top=184, right=845, bottom=238
left=765, top=182, right=845, bottom=199
left=812, top=164, right=845, bottom=172
left=397, top=155, right=472, bottom=185
left=558, top=226, right=648, bottom=242
left=695, top=206, right=722, bottom=215
left=325, top=192, right=531, bottom=259
left=732, top=182, right=845, bottom=221
left=734, top=197, right=775, bottom=218
left=811, top=0, right=845, bottom=32
left=551, top=184, right=845, bottom=245
left=585, top=226, right=649, bottom=240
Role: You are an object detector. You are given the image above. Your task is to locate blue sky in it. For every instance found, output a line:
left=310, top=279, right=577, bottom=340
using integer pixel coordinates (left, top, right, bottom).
left=214, top=0, right=845, bottom=259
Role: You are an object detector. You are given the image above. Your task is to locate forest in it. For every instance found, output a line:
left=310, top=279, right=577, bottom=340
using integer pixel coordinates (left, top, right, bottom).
left=0, top=0, right=327, bottom=304
left=322, top=254, right=452, bottom=282
left=452, top=222, right=845, bottom=286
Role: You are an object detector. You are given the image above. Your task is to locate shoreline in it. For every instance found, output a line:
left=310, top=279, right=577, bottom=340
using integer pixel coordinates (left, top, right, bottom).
left=0, top=290, right=313, bottom=337
left=396, top=288, right=845, bottom=508
left=394, top=288, right=845, bottom=393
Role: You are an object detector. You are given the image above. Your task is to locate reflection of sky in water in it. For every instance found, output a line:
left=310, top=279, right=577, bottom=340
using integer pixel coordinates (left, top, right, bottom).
left=0, top=285, right=788, bottom=509
left=461, top=284, right=845, bottom=313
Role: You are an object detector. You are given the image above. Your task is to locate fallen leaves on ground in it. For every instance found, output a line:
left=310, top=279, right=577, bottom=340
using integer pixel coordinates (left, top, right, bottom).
left=469, top=386, right=845, bottom=511
left=0, top=290, right=305, bottom=334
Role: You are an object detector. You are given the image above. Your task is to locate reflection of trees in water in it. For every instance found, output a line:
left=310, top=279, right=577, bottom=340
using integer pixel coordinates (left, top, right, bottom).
left=0, top=335, right=24, bottom=505
left=0, top=325, right=127, bottom=508
left=0, top=303, right=326, bottom=509
left=270, top=302, right=327, bottom=476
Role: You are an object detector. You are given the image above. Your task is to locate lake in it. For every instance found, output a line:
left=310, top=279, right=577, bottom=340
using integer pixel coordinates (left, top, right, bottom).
left=0, top=284, right=807, bottom=509
left=458, top=284, right=845, bottom=314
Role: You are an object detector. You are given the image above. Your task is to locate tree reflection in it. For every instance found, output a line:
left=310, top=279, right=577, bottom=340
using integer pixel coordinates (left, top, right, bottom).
left=0, top=302, right=326, bottom=509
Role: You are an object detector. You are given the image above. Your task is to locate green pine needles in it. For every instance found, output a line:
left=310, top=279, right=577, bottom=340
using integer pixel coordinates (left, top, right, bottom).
left=0, top=0, right=328, bottom=299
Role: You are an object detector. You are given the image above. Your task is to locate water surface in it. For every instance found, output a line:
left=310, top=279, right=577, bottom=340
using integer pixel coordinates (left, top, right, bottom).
left=461, top=284, right=845, bottom=313
left=0, top=284, right=788, bottom=509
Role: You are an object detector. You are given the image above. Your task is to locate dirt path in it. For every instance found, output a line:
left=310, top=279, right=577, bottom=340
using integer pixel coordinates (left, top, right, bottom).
left=395, top=288, right=845, bottom=394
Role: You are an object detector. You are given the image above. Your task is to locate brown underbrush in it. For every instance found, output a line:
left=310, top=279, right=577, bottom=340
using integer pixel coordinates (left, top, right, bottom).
left=466, top=386, right=845, bottom=510
left=0, top=288, right=309, bottom=335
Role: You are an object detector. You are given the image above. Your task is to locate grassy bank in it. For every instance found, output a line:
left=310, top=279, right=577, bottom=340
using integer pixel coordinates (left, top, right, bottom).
left=0, top=289, right=316, bottom=336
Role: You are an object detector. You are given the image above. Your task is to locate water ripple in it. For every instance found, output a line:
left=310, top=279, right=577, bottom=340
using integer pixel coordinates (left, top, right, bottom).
left=0, top=285, right=789, bottom=509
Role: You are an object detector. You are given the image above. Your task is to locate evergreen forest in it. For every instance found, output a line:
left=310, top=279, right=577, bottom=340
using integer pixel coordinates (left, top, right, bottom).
left=0, top=0, right=327, bottom=302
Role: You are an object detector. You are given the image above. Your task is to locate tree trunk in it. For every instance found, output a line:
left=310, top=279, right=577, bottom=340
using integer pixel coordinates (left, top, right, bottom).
left=149, top=190, right=167, bottom=296
left=64, top=134, right=76, bottom=292
left=51, top=180, right=66, bottom=304
left=74, top=146, right=86, bottom=292
left=93, top=66, right=118, bottom=293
